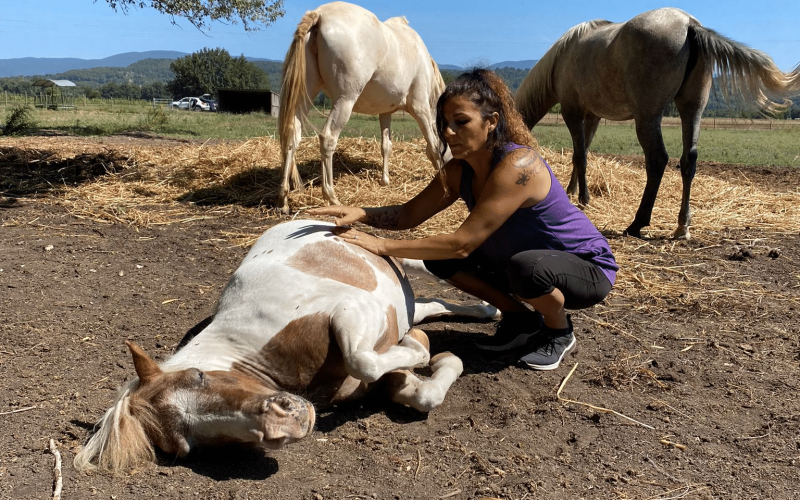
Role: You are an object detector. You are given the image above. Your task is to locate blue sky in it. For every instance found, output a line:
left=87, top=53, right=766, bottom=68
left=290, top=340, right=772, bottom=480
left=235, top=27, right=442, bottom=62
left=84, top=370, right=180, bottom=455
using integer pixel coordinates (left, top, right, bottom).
left=2, top=1, right=799, bottom=71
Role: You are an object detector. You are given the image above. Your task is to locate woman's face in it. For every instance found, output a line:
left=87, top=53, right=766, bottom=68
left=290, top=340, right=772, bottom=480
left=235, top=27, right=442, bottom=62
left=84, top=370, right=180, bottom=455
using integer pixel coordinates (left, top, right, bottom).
left=441, top=95, right=499, bottom=163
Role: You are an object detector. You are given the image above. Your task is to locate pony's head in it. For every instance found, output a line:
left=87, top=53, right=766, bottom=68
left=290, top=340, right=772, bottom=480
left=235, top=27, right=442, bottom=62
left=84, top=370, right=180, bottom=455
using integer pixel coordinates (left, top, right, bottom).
left=74, top=341, right=316, bottom=473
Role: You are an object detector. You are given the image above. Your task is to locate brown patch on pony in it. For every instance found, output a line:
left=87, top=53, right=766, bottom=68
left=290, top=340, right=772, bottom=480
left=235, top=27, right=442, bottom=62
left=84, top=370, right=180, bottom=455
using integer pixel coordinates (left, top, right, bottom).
left=360, top=250, right=405, bottom=288
left=288, top=240, right=378, bottom=291
left=233, top=312, right=356, bottom=405
left=405, top=328, right=430, bottom=352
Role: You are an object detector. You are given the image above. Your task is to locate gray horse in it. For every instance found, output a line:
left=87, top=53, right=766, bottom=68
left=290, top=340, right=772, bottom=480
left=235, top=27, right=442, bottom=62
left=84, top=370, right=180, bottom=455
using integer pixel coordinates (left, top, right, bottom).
left=515, top=8, right=800, bottom=239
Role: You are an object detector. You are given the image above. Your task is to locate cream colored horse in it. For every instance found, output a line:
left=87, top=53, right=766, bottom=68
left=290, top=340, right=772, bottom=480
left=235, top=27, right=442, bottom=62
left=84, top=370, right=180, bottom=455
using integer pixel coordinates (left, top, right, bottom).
left=277, top=1, right=448, bottom=213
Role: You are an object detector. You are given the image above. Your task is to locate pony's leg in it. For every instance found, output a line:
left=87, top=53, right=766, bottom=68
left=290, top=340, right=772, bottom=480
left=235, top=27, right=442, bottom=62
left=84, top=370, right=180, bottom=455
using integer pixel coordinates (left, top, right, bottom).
left=672, top=62, right=712, bottom=240
left=626, top=116, right=670, bottom=238
left=332, top=307, right=430, bottom=384
left=382, top=352, right=464, bottom=412
left=378, top=113, right=392, bottom=186
left=413, top=298, right=500, bottom=324
left=318, top=97, right=356, bottom=206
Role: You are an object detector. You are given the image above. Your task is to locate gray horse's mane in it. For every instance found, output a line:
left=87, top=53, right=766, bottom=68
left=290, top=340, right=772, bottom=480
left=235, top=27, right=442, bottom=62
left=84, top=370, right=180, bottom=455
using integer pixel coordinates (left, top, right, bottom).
left=516, top=19, right=613, bottom=118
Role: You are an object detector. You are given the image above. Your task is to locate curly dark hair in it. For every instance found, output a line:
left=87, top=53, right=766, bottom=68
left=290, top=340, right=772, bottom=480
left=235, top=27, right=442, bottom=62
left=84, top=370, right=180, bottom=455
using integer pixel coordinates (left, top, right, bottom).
left=435, top=68, right=536, bottom=166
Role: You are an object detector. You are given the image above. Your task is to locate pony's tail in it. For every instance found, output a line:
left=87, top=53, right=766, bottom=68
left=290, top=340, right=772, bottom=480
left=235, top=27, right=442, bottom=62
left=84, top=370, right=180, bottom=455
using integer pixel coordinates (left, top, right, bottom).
left=692, top=24, right=796, bottom=115
left=73, top=387, right=159, bottom=473
left=279, top=10, right=320, bottom=159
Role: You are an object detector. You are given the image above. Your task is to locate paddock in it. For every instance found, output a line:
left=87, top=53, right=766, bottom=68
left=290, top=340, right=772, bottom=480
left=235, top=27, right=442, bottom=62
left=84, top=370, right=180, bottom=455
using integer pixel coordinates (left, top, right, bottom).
left=1, top=133, right=798, bottom=499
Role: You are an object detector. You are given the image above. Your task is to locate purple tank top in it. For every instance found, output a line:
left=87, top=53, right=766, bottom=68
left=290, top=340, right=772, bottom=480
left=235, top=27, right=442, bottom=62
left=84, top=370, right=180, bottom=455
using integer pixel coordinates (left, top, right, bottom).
left=460, top=144, right=617, bottom=285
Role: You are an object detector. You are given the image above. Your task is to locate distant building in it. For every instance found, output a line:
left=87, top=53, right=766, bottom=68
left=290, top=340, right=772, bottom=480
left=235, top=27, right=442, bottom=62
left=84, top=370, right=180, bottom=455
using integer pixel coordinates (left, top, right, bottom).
left=216, top=89, right=279, bottom=116
left=32, top=79, right=77, bottom=110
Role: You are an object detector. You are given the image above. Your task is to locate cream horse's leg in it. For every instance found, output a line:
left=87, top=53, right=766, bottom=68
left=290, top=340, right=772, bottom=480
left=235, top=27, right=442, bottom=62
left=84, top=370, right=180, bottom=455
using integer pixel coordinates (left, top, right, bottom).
left=378, top=113, right=392, bottom=186
left=318, top=96, right=357, bottom=206
left=407, top=99, right=448, bottom=171
left=279, top=114, right=306, bottom=213
left=332, top=304, right=429, bottom=384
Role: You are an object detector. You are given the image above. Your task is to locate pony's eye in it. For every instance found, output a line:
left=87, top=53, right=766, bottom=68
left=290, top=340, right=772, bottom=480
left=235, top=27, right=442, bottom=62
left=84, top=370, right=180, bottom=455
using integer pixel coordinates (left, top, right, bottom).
left=189, top=368, right=206, bottom=387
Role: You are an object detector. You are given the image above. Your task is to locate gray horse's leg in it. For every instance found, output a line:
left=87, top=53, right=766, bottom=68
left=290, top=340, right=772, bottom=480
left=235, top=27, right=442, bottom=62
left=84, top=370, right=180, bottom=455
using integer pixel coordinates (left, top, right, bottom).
left=672, top=62, right=712, bottom=240
left=626, top=116, right=670, bottom=238
left=378, top=113, right=392, bottom=186
left=671, top=110, right=701, bottom=240
left=563, top=112, right=600, bottom=206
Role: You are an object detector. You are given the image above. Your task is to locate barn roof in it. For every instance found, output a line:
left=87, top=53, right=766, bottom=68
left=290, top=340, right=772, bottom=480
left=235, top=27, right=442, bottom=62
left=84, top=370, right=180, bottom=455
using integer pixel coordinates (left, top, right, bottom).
left=32, top=79, right=76, bottom=88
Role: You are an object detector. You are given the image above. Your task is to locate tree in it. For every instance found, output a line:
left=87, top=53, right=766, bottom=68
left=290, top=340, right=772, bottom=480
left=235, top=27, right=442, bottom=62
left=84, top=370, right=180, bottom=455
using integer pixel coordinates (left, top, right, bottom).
left=102, top=0, right=285, bottom=31
left=168, top=47, right=269, bottom=98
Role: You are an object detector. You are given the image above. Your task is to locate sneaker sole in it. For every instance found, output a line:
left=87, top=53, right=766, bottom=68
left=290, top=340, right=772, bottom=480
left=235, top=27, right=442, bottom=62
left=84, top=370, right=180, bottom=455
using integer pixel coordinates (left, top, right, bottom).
left=519, top=336, right=576, bottom=371
left=475, top=333, right=537, bottom=352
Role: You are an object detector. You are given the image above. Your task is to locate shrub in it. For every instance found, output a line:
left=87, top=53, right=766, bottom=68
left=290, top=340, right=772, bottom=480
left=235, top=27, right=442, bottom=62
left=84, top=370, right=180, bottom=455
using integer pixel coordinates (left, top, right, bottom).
left=137, top=106, right=170, bottom=131
left=2, top=105, right=37, bottom=136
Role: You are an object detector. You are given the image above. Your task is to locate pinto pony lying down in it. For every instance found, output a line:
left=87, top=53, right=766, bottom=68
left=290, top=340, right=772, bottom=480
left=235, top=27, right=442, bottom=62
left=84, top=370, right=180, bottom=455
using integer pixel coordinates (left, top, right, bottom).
left=74, top=220, right=498, bottom=472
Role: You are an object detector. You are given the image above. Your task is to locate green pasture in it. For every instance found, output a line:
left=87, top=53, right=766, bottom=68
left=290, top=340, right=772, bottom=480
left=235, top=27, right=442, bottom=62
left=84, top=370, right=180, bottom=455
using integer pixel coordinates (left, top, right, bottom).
left=4, top=100, right=799, bottom=167
left=532, top=123, right=800, bottom=168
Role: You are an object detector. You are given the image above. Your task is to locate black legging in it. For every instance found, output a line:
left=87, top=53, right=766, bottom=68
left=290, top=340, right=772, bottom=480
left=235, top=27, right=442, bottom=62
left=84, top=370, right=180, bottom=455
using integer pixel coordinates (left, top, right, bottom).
left=424, top=249, right=611, bottom=310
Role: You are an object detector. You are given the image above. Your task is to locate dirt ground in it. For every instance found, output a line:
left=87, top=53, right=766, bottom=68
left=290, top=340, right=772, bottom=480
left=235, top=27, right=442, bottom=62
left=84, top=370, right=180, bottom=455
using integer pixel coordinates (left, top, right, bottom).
left=1, top=135, right=799, bottom=500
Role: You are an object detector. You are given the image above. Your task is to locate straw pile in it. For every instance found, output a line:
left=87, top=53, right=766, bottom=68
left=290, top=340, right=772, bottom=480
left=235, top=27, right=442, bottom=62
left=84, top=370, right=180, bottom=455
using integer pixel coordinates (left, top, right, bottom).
left=2, top=134, right=799, bottom=315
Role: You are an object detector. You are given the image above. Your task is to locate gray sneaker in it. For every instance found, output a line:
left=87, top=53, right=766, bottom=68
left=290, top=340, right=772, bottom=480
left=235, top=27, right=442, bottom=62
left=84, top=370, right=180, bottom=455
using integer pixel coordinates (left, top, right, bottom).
left=475, top=311, right=544, bottom=352
left=519, top=315, right=575, bottom=370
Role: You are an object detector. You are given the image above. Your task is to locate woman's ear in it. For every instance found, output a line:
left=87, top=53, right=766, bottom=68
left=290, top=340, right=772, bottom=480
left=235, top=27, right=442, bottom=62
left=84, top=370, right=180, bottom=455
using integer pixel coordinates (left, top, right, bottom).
left=488, top=112, right=499, bottom=131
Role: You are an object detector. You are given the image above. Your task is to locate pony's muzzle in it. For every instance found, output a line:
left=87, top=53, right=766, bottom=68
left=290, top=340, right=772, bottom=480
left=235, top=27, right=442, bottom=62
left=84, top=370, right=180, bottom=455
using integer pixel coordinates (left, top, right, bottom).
left=257, top=393, right=316, bottom=447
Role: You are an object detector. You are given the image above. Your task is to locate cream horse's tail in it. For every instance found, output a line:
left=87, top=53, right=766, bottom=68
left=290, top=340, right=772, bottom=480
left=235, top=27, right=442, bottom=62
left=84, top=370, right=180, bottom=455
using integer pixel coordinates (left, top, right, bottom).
left=278, top=10, right=321, bottom=192
left=692, top=23, right=798, bottom=115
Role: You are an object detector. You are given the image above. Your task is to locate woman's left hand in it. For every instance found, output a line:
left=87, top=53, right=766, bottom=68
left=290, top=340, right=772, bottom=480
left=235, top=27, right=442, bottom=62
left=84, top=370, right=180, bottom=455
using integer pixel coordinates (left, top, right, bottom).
left=333, top=227, right=386, bottom=255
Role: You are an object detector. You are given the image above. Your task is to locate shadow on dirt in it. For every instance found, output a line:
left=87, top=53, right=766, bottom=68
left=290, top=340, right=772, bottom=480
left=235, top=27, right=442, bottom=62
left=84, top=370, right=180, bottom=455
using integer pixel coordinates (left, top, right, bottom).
left=169, top=446, right=280, bottom=481
left=177, top=150, right=381, bottom=208
left=0, top=145, right=132, bottom=199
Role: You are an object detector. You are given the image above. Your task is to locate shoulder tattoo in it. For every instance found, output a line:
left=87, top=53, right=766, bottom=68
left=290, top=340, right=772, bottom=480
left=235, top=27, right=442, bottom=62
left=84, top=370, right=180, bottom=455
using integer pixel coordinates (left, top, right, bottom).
left=512, top=149, right=546, bottom=186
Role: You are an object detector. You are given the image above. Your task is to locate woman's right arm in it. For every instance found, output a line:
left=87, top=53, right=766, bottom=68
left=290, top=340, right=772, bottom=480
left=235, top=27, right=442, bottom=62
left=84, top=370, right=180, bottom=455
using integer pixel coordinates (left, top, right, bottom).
left=308, top=161, right=463, bottom=229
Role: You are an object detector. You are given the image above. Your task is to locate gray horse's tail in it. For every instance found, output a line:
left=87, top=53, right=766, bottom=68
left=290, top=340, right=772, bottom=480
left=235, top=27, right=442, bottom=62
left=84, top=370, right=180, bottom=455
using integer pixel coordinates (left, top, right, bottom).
left=278, top=9, right=320, bottom=160
left=691, top=24, right=798, bottom=115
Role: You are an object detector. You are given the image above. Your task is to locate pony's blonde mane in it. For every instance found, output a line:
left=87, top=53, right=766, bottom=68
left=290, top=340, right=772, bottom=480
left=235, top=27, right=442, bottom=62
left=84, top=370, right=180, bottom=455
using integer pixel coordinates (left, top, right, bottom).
left=73, top=380, right=161, bottom=473
left=515, top=19, right=612, bottom=122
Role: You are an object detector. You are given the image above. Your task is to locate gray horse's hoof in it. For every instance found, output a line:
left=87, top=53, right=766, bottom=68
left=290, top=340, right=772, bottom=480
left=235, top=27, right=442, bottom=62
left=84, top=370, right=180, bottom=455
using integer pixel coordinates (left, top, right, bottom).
left=623, top=225, right=644, bottom=239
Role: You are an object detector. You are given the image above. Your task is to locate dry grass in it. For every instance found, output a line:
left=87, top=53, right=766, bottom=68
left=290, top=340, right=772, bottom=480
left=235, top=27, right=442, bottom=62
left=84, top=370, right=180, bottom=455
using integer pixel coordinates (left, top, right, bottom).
left=2, top=134, right=799, bottom=317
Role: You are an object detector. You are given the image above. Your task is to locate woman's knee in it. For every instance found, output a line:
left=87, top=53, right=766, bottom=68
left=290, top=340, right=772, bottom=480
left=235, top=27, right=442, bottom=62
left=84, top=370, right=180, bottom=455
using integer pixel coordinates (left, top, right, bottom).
left=507, top=253, right=554, bottom=299
left=423, top=259, right=461, bottom=281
